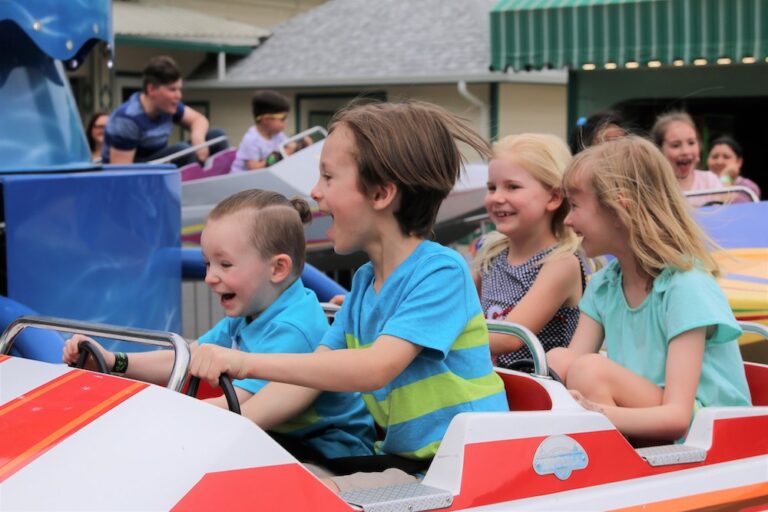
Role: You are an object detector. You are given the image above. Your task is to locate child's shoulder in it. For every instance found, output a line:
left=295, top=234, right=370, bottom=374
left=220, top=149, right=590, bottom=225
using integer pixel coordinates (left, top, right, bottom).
left=655, top=264, right=719, bottom=294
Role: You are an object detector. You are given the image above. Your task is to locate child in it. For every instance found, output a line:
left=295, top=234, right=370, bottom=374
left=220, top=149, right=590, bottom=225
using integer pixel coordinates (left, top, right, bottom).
left=189, top=100, right=509, bottom=492
left=473, top=134, right=584, bottom=368
left=231, top=90, right=307, bottom=172
left=651, top=111, right=724, bottom=206
left=63, top=189, right=375, bottom=461
left=548, top=136, right=751, bottom=443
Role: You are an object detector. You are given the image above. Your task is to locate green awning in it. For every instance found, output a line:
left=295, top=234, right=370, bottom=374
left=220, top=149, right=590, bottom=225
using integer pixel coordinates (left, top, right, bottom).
left=490, top=0, right=768, bottom=71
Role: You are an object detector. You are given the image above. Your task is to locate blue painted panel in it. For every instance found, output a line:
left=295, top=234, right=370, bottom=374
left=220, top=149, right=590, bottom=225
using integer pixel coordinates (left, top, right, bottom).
left=2, top=170, right=182, bottom=344
left=0, top=0, right=111, bottom=64
left=695, top=201, right=768, bottom=249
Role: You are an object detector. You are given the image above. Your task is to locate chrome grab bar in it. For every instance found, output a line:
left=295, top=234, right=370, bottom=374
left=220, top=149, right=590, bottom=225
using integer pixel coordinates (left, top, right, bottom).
left=148, top=135, right=229, bottom=165
left=0, top=315, right=191, bottom=392
left=684, top=186, right=759, bottom=203
left=740, top=321, right=768, bottom=340
left=486, top=319, right=550, bottom=378
left=278, top=126, right=328, bottom=158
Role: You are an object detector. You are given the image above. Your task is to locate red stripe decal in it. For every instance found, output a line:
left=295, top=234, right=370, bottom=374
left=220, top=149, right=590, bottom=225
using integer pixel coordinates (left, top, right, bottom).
left=449, top=416, right=768, bottom=510
left=0, top=355, right=10, bottom=363
left=0, top=370, right=147, bottom=482
left=172, top=464, right=352, bottom=511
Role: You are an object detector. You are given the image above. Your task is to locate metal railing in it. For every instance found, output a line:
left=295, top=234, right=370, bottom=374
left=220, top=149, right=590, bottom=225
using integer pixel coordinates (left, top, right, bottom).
left=0, top=316, right=191, bottom=391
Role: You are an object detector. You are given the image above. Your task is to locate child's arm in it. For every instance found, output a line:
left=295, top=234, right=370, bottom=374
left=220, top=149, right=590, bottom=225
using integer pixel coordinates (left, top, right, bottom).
left=244, top=157, right=268, bottom=170
left=491, top=254, right=581, bottom=355
left=239, top=381, right=322, bottom=430
left=62, top=334, right=196, bottom=387
left=546, top=312, right=604, bottom=380
left=190, top=336, right=422, bottom=392
left=574, top=327, right=706, bottom=441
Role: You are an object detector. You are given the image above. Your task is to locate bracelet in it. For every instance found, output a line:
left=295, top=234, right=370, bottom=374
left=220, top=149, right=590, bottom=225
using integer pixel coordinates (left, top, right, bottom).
left=112, top=352, right=128, bottom=374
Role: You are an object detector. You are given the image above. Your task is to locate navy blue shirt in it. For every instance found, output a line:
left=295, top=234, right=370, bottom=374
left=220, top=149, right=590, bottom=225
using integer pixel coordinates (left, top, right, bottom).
left=102, top=92, right=185, bottom=163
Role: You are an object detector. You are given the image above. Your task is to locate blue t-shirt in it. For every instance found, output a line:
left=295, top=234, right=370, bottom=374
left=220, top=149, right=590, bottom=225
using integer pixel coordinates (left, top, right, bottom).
left=580, top=260, right=751, bottom=408
left=102, top=92, right=185, bottom=163
left=199, top=278, right=375, bottom=459
left=321, top=241, right=508, bottom=460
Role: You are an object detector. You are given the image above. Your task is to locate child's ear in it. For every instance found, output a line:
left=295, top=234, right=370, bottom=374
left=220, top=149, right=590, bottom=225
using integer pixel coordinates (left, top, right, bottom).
left=270, top=254, right=293, bottom=283
left=546, top=188, right=564, bottom=212
left=369, top=182, right=399, bottom=211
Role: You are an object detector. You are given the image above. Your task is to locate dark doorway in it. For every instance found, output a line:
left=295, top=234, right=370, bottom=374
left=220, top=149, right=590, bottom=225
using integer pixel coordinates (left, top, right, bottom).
left=616, top=97, right=767, bottom=197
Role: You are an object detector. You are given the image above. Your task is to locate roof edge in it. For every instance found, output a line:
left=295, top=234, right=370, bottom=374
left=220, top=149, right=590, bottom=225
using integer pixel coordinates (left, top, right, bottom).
left=185, top=70, right=568, bottom=89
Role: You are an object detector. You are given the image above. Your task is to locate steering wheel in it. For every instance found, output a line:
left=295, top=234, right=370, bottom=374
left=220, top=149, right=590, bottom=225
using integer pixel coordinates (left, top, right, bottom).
left=506, top=358, right=564, bottom=385
left=186, top=375, right=241, bottom=415
left=70, top=339, right=110, bottom=374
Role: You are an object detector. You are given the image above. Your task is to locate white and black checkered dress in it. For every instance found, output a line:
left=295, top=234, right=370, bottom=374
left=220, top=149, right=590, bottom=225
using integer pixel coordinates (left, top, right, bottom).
left=480, top=246, right=585, bottom=368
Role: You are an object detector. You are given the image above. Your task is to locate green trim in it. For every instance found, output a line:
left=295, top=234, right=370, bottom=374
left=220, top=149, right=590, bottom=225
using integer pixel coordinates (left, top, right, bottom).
left=115, top=34, right=253, bottom=56
left=489, top=82, right=499, bottom=142
left=295, top=91, right=387, bottom=131
left=566, top=69, right=579, bottom=143
left=490, top=0, right=768, bottom=71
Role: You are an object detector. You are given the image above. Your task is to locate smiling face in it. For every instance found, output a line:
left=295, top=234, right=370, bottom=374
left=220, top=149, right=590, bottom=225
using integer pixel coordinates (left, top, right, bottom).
left=146, top=79, right=183, bottom=116
left=660, top=121, right=700, bottom=185
left=564, top=170, right=625, bottom=258
left=201, top=211, right=276, bottom=318
left=484, top=157, right=560, bottom=241
left=311, top=124, right=376, bottom=255
left=707, top=143, right=742, bottom=177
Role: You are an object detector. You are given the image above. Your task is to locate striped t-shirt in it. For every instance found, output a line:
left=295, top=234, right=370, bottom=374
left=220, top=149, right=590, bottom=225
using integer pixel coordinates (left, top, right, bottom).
left=321, top=241, right=508, bottom=460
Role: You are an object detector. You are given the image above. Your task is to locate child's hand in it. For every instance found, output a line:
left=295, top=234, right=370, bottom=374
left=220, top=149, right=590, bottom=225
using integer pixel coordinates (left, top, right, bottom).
left=330, top=294, right=346, bottom=306
left=569, top=390, right=605, bottom=414
left=189, top=344, right=247, bottom=386
left=62, top=334, right=115, bottom=370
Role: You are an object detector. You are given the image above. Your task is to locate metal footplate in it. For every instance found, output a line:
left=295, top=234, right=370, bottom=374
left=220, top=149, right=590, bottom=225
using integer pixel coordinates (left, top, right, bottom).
left=340, top=483, right=453, bottom=512
left=636, top=444, right=707, bottom=466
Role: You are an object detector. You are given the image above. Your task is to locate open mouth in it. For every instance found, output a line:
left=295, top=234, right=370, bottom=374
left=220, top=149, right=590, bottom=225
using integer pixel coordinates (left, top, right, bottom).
left=221, top=293, right=236, bottom=305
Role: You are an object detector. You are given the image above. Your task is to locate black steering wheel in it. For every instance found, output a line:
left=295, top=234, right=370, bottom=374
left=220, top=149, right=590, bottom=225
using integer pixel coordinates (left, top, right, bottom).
left=186, top=375, right=241, bottom=415
left=505, top=358, right=564, bottom=385
left=70, top=339, right=110, bottom=374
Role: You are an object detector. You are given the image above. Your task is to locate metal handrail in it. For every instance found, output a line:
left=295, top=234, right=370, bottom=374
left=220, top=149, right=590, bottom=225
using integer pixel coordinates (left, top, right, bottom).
left=148, top=135, right=229, bottom=165
left=740, top=321, right=768, bottom=340
left=0, top=316, right=191, bottom=391
left=684, top=186, right=759, bottom=203
left=278, top=126, right=328, bottom=158
left=486, top=319, right=550, bottom=378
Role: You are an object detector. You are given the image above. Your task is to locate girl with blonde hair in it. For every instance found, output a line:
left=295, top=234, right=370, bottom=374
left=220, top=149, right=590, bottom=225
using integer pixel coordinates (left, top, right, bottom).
left=474, top=133, right=585, bottom=367
left=548, top=136, right=750, bottom=443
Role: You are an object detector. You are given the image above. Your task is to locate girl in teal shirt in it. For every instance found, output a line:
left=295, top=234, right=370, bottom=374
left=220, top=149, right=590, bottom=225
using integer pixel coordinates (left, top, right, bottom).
left=548, top=136, right=751, bottom=444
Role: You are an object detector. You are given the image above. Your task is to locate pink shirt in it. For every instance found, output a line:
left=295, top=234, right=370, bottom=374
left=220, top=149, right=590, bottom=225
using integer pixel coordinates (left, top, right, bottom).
left=686, top=170, right=724, bottom=207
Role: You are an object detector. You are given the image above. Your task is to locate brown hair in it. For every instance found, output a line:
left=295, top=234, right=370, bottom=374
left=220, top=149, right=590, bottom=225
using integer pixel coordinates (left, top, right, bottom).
left=329, top=100, right=491, bottom=237
left=208, top=189, right=312, bottom=278
left=142, top=56, right=181, bottom=93
left=650, top=111, right=698, bottom=148
left=564, top=136, right=719, bottom=279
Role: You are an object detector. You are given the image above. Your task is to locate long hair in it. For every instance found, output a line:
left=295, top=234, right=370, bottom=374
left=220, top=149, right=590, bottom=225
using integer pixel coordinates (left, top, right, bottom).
left=329, top=100, right=491, bottom=238
left=564, top=136, right=719, bottom=278
left=208, top=189, right=312, bottom=278
left=474, top=133, right=578, bottom=274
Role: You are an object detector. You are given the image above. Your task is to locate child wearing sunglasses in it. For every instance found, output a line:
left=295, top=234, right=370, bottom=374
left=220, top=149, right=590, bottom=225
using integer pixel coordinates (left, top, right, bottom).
left=232, top=90, right=307, bottom=172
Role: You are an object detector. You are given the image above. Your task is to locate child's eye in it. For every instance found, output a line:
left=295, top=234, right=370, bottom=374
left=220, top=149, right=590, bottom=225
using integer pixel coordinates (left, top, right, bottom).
left=221, top=262, right=232, bottom=268
left=486, top=185, right=496, bottom=192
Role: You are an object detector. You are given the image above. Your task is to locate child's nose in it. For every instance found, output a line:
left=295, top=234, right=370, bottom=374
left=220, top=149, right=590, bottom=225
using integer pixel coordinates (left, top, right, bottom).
left=204, top=269, right=218, bottom=285
left=310, top=182, right=321, bottom=201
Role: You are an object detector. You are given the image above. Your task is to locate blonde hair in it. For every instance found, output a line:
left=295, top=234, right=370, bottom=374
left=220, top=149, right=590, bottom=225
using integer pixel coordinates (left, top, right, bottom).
left=564, top=136, right=719, bottom=279
left=474, top=133, right=578, bottom=274
left=208, top=189, right=312, bottom=278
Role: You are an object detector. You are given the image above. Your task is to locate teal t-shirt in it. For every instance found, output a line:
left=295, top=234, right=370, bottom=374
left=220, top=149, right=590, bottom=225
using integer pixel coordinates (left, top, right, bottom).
left=199, top=278, right=375, bottom=459
left=320, top=240, right=508, bottom=460
left=580, top=260, right=751, bottom=408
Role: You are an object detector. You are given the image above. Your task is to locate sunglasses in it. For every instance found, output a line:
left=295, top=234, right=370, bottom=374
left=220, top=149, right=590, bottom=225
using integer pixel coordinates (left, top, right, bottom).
left=256, top=113, right=288, bottom=121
